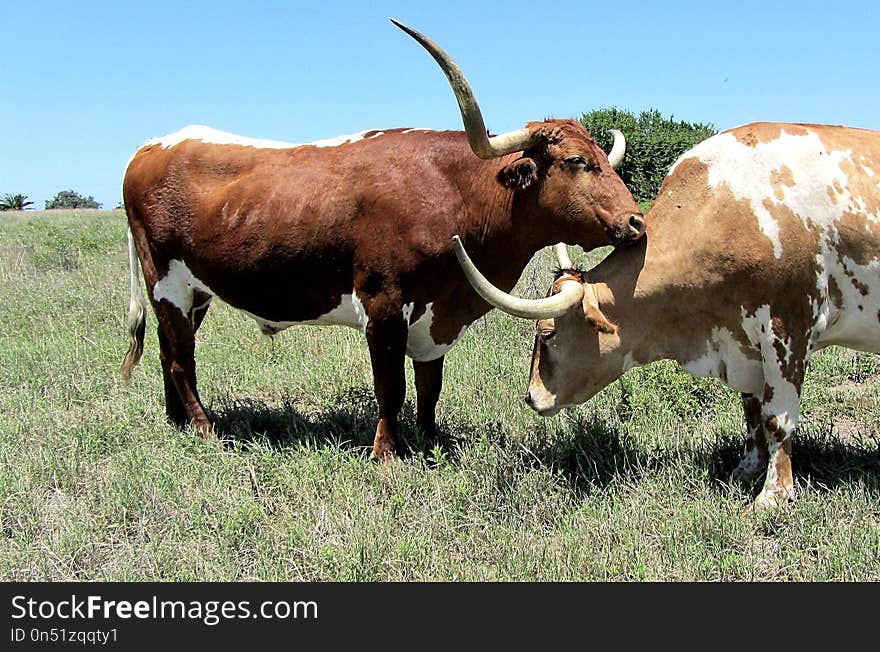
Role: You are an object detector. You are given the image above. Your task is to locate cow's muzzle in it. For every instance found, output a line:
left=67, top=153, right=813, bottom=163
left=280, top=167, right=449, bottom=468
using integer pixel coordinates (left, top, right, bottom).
left=524, top=387, right=560, bottom=417
left=609, top=213, right=646, bottom=246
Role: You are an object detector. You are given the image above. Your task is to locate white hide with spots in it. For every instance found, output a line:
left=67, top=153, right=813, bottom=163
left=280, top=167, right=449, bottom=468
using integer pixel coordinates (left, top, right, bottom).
left=671, top=128, right=865, bottom=258
left=669, top=126, right=879, bottom=505
left=676, top=126, right=880, bottom=387
left=739, top=304, right=801, bottom=428
left=681, top=325, right=764, bottom=395
left=530, top=124, right=879, bottom=508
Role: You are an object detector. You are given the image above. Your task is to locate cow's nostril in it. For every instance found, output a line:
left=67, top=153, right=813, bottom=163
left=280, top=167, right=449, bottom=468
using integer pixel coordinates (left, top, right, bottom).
left=524, top=393, right=534, bottom=407
left=629, top=214, right=645, bottom=235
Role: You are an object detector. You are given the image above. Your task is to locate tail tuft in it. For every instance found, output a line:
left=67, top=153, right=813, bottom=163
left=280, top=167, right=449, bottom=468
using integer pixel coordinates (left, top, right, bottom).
left=121, top=228, right=147, bottom=382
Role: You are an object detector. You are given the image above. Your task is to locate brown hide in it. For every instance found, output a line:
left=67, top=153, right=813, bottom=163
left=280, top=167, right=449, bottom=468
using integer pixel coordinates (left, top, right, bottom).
left=125, top=123, right=640, bottom=346
left=123, top=120, right=642, bottom=458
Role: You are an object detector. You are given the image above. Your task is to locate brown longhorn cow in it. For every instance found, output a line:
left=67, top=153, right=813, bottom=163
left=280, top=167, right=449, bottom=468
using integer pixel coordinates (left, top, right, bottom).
left=120, top=20, right=644, bottom=459
left=451, top=121, right=880, bottom=508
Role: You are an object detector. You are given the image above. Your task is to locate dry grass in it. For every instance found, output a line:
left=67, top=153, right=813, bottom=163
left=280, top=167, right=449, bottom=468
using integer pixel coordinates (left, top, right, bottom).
left=1, top=210, right=878, bottom=581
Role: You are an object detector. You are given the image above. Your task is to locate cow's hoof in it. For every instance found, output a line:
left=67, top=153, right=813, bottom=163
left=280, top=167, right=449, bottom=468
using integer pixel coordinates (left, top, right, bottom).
left=729, top=459, right=762, bottom=488
left=369, top=447, right=399, bottom=463
left=745, top=486, right=795, bottom=514
left=194, top=422, right=220, bottom=445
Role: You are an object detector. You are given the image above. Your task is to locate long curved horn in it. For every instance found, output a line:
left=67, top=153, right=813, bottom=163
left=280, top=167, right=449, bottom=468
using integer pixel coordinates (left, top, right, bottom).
left=391, top=19, right=537, bottom=159
left=607, top=129, right=626, bottom=169
left=452, top=236, right=584, bottom=319
left=553, top=243, right=573, bottom=270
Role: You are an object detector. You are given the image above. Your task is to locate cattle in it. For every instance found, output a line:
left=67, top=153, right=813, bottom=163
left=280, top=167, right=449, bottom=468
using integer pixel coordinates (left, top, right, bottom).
left=451, top=121, right=880, bottom=509
left=120, top=20, right=644, bottom=460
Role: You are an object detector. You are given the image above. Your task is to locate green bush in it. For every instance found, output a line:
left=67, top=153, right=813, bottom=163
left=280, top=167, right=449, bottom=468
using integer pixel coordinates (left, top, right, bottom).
left=45, top=190, right=102, bottom=210
left=581, top=108, right=716, bottom=203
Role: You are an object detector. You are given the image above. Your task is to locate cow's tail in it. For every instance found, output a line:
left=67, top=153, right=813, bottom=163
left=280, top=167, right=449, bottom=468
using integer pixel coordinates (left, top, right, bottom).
left=121, top=228, right=147, bottom=382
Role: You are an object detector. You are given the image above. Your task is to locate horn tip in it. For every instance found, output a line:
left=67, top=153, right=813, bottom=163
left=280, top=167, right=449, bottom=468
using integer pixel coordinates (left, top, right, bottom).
left=389, top=18, right=415, bottom=35
left=451, top=235, right=466, bottom=257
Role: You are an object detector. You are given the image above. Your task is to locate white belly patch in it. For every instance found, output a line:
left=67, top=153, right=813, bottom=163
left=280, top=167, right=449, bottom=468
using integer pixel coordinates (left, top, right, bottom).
left=681, top=325, right=763, bottom=394
left=246, top=293, right=369, bottom=334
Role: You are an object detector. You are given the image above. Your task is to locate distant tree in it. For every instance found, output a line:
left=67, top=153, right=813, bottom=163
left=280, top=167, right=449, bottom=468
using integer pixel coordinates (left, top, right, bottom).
left=0, top=193, right=35, bottom=211
left=45, top=190, right=102, bottom=210
left=581, top=108, right=716, bottom=203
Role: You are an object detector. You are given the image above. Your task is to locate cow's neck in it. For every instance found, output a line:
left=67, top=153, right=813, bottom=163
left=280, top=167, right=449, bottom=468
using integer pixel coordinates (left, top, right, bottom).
left=455, top=158, right=560, bottom=294
left=586, top=222, right=698, bottom=368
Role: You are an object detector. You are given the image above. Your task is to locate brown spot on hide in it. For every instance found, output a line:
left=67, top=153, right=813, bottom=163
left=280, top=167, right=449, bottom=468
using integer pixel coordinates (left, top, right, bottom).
left=770, top=165, right=795, bottom=201
left=409, top=303, right=427, bottom=324
left=772, top=338, right=787, bottom=364
left=738, top=132, right=758, bottom=148
left=851, top=276, right=870, bottom=296
left=731, top=122, right=810, bottom=147
left=828, top=275, right=844, bottom=308
left=743, top=395, right=763, bottom=429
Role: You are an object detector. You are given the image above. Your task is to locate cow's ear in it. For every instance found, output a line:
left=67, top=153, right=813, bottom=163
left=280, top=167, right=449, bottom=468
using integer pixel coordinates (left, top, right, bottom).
left=497, top=157, right=538, bottom=191
left=583, top=283, right=616, bottom=334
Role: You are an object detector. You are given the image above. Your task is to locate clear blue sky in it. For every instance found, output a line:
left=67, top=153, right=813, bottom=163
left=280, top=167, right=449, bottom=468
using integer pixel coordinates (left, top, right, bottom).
left=4, top=1, right=878, bottom=209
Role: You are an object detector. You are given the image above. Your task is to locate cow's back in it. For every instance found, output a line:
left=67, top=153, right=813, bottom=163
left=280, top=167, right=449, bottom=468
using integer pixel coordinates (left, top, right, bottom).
left=653, top=122, right=880, bottom=354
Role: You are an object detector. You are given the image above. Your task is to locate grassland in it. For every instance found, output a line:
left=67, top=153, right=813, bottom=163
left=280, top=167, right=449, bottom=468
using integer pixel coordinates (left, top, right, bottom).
left=1, top=210, right=878, bottom=581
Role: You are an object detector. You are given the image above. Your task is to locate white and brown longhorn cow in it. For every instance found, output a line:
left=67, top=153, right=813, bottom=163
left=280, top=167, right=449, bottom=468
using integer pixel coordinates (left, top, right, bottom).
left=452, top=121, right=880, bottom=509
left=120, top=20, right=644, bottom=460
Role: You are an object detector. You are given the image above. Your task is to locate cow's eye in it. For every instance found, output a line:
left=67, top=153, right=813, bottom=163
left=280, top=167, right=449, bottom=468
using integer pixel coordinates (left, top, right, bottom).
left=539, top=328, right=556, bottom=342
left=564, top=156, right=586, bottom=167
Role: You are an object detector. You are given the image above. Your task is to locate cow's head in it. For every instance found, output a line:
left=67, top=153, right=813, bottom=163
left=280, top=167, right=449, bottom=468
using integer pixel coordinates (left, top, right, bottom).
left=450, top=237, right=631, bottom=415
left=525, top=273, right=626, bottom=416
left=393, top=19, right=644, bottom=247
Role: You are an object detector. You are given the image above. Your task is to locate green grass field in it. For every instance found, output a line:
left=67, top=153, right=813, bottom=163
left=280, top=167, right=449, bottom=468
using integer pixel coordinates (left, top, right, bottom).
left=1, top=210, right=878, bottom=581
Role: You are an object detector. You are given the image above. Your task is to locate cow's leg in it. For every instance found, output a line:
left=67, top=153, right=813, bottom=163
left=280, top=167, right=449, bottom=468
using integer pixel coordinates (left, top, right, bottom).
left=413, top=355, right=444, bottom=438
left=750, top=318, right=806, bottom=511
left=753, top=404, right=798, bottom=511
left=366, top=317, right=408, bottom=461
left=731, top=393, right=768, bottom=487
left=157, top=326, right=187, bottom=427
left=154, top=297, right=215, bottom=442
